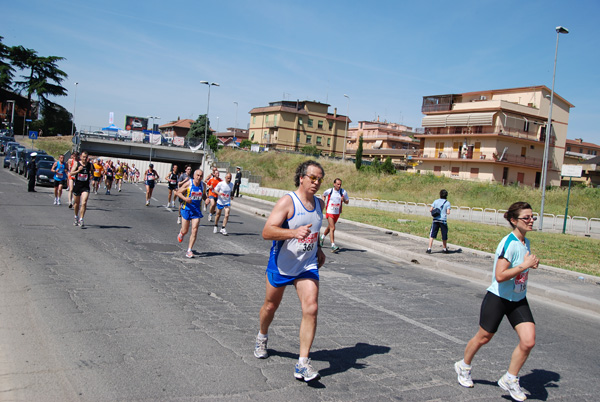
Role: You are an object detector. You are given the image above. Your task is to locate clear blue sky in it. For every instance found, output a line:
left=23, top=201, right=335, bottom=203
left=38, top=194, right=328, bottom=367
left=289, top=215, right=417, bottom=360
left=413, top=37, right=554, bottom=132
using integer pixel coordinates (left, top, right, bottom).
left=3, top=0, right=599, bottom=143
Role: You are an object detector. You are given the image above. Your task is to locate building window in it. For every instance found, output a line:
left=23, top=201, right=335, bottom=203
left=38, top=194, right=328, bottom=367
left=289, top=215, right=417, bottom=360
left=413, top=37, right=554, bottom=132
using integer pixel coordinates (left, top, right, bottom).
left=327, top=138, right=331, bottom=146
left=316, top=136, right=322, bottom=145
left=454, top=126, right=462, bottom=134
left=252, top=116, right=256, bottom=124
left=318, top=120, right=323, bottom=129
left=567, top=146, right=571, bottom=151
left=250, top=132, right=255, bottom=141
left=470, top=168, right=479, bottom=178
left=265, top=115, right=269, bottom=123
left=474, top=126, right=483, bottom=134
left=433, top=166, right=442, bottom=174
left=308, top=119, right=313, bottom=127
left=296, top=133, right=300, bottom=142
left=263, top=131, right=268, bottom=139
left=306, top=135, right=312, bottom=144
left=329, top=121, right=333, bottom=130
left=521, top=147, right=526, bottom=157
left=524, top=121, right=530, bottom=132
left=451, top=167, right=460, bottom=177
left=298, top=117, right=303, bottom=125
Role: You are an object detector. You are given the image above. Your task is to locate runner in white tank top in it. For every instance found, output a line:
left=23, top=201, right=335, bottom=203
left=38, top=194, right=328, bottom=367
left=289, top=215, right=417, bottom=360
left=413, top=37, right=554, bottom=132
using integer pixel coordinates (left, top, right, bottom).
left=254, top=160, right=326, bottom=383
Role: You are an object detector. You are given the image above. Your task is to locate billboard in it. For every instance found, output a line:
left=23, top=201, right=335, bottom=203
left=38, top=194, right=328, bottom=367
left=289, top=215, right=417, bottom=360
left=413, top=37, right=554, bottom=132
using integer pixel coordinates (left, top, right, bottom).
left=125, top=115, right=148, bottom=131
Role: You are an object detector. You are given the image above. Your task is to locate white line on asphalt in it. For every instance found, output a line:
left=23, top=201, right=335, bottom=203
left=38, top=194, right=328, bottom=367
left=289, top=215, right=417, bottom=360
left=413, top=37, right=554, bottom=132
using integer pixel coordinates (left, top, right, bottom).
left=332, top=288, right=466, bottom=345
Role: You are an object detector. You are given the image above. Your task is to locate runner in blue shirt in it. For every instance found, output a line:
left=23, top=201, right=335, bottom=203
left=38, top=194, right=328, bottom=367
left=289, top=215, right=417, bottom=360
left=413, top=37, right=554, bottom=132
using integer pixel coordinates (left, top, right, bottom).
left=454, top=201, right=540, bottom=401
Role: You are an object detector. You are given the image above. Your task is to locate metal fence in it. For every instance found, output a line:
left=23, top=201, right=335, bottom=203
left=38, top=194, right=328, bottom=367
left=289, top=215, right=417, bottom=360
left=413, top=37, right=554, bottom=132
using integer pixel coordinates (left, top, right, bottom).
left=240, top=186, right=600, bottom=236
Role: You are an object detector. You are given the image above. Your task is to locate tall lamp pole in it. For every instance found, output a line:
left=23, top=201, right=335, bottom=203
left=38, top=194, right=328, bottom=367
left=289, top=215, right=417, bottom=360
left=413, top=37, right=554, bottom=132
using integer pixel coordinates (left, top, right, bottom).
left=342, top=94, right=350, bottom=159
left=71, top=82, right=78, bottom=136
left=147, top=116, right=160, bottom=164
left=234, top=101, right=239, bottom=131
left=200, top=81, right=219, bottom=173
left=539, top=26, right=569, bottom=231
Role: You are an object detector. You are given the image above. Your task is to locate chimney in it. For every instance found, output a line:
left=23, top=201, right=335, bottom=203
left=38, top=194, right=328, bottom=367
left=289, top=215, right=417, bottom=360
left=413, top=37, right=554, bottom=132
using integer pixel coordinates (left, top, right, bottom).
left=576, top=138, right=583, bottom=143
left=334, top=108, right=337, bottom=118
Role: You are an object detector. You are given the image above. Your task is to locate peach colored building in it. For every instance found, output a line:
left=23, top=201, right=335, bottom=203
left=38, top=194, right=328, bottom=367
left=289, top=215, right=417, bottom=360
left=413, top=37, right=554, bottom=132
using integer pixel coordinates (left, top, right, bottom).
left=413, top=86, right=573, bottom=187
left=346, top=119, right=420, bottom=167
left=248, top=100, right=350, bottom=156
left=562, top=138, right=600, bottom=187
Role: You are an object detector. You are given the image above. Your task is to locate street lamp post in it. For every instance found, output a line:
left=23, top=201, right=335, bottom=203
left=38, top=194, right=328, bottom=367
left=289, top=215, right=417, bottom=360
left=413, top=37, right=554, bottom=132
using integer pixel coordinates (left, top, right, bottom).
left=71, top=82, right=78, bottom=136
left=200, top=81, right=219, bottom=173
left=6, top=100, right=15, bottom=136
left=342, top=94, right=350, bottom=159
left=234, top=101, right=238, bottom=131
left=147, top=116, right=160, bottom=164
left=539, top=26, right=569, bottom=231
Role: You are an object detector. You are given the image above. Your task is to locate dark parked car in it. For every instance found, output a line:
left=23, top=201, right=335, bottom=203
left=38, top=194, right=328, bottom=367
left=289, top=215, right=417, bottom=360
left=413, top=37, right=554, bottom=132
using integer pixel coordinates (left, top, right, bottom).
left=21, top=151, right=51, bottom=178
left=13, top=148, right=36, bottom=174
left=0, top=135, right=15, bottom=154
left=6, top=146, right=25, bottom=170
left=35, top=160, right=56, bottom=186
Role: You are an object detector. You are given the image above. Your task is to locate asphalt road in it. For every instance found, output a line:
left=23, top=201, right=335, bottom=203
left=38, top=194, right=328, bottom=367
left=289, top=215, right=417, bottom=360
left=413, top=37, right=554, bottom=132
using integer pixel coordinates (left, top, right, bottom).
left=1, top=168, right=599, bottom=401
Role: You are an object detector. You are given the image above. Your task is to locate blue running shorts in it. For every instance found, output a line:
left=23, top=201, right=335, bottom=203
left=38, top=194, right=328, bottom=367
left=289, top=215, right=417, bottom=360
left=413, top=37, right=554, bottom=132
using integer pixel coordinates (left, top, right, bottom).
left=267, top=270, right=319, bottom=288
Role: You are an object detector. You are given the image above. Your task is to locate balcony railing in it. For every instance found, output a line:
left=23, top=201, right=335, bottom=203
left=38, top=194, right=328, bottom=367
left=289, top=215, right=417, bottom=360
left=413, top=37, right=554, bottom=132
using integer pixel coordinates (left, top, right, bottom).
left=416, top=151, right=551, bottom=169
left=420, top=127, right=555, bottom=145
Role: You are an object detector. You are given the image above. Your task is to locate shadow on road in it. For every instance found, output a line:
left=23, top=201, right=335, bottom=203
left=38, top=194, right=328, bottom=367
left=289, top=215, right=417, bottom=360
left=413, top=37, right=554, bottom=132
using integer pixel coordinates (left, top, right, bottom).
left=270, top=342, right=391, bottom=384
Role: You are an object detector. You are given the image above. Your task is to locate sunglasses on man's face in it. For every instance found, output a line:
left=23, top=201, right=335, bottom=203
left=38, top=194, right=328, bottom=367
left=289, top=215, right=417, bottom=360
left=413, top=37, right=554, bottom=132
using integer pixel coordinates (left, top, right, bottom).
left=304, top=174, right=323, bottom=184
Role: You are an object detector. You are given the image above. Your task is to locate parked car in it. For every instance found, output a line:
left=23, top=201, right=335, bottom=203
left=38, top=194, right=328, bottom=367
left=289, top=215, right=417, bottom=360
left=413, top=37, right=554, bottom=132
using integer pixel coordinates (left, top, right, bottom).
left=19, top=150, right=47, bottom=176
left=35, top=160, right=56, bottom=186
left=3, top=141, right=22, bottom=158
left=3, top=151, right=13, bottom=168
left=0, top=135, right=15, bottom=154
left=25, top=153, right=54, bottom=178
left=11, top=148, right=33, bottom=173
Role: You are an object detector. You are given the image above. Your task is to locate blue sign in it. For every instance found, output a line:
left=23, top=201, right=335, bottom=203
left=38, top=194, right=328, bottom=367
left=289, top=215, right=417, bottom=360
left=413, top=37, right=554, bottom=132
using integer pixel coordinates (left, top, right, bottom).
left=28, top=130, right=38, bottom=140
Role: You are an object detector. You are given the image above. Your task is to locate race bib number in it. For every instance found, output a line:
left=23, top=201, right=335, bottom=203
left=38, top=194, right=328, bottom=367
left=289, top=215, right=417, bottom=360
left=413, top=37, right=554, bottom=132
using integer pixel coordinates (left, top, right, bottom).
left=297, top=232, right=318, bottom=253
left=77, top=173, right=88, bottom=181
left=514, top=270, right=528, bottom=293
left=147, top=174, right=155, bottom=180
left=55, top=172, right=64, bottom=179
left=190, top=191, right=202, bottom=201
left=169, top=180, right=177, bottom=185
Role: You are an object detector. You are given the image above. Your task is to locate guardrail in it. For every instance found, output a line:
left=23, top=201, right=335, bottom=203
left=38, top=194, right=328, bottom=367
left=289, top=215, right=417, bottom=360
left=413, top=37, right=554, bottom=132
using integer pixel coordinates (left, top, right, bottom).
left=239, top=185, right=599, bottom=236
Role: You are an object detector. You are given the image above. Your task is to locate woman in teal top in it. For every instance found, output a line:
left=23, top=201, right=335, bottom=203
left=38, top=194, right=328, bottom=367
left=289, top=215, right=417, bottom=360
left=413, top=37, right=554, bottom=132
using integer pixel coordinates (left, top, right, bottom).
left=454, top=202, right=540, bottom=402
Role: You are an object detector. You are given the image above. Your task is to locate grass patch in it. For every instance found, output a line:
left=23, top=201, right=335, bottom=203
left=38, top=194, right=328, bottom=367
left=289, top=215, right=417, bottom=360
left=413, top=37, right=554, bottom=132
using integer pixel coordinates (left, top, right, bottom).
left=220, top=148, right=600, bottom=218
left=246, top=194, right=600, bottom=276
left=15, top=135, right=73, bottom=158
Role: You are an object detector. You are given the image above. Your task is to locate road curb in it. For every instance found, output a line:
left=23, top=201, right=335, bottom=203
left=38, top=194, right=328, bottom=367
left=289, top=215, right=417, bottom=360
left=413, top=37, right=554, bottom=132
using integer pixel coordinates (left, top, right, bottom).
left=235, top=195, right=600, bottom=316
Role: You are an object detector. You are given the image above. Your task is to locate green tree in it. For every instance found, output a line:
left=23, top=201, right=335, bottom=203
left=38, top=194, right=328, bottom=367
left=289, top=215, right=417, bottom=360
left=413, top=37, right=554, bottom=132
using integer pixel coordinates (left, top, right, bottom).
left=39, top=103, right=74, bottom=136
left=187, top=114, right=216, bottom=151
left=355, top=135, right=363, bottom=170
left=301, top=145, right=320, bottom=157
left=371, top=156, right=381, bottom=173
left=0, top=36, right=14, bottom=90
left=381, top=156, right=396, bottom=175
left=10, top=46, right=68, bottom=120
left=240, top=139, right=252, bottom=149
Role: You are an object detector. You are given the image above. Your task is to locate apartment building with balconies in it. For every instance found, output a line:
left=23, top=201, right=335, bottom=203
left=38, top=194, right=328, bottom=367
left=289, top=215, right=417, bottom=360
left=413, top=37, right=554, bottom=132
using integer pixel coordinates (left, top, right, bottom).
left=413, top=86, right=573, bottom=187
left=345, top=119, right=420, bottom=167
left=248, top=100, right=350, bottom=156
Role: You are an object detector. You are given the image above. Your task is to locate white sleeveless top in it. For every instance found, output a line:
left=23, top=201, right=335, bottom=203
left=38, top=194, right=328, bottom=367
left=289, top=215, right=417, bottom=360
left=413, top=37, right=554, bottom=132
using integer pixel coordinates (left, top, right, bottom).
left=267, top=192, right=323, bottom=277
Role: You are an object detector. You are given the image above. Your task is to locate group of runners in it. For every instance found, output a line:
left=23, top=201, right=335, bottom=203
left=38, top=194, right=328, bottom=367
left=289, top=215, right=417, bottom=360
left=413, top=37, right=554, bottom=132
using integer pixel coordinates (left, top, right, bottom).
left=39, top=154, right=541, bottom=399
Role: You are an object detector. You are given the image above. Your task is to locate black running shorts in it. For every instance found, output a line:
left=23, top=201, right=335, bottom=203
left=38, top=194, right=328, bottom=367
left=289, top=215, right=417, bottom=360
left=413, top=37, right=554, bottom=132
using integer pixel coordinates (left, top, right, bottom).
left=478, top=291, right=534, bottom=333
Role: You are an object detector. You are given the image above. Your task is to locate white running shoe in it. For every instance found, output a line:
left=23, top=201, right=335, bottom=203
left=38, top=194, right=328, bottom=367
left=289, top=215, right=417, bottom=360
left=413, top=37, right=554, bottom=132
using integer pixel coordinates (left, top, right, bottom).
left=454, top=361, right=474, bottom=388
left=57, top=199, right=61, bottom=205
left=498, top=374, right=527, bottom=401
left=254, top=336, right=268, bottom=359
left=79, top=219, right=84, bottom=228
left=208, top=214, right=212, bottom=222
left=213, top=226, right=218, bottom=234
left=177, top=216, right=181, bottom=224
left=220, top=228, right=228, bottom=235
left=294, top=359, right=320, bottom=382
left=53, top=199, right=57, bottom=205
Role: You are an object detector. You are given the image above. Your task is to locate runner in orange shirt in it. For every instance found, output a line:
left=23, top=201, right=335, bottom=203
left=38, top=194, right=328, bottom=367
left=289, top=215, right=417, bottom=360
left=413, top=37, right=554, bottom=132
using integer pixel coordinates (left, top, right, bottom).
left=92, top=158, right=104, bottom=194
